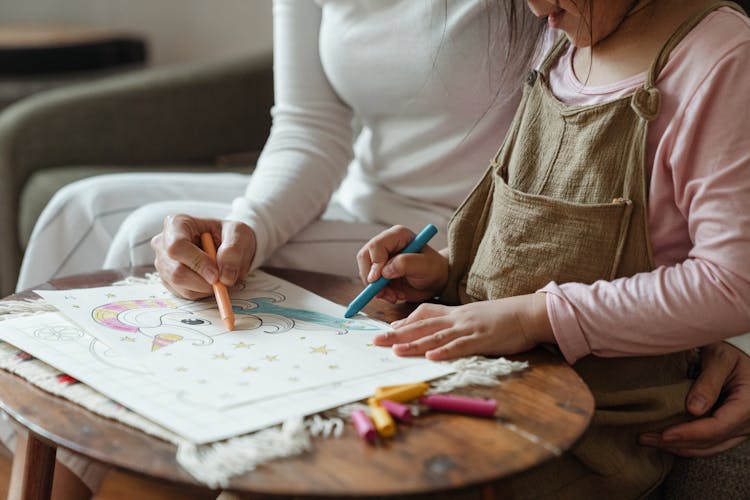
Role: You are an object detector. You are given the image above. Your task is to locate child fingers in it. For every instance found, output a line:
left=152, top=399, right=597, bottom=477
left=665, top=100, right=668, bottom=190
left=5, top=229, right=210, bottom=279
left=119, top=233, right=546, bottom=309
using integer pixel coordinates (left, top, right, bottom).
left=374, top=315, right=452, bottom=346
left=358, top=226, right=417, bottom=283
left=391, top=303, right=450, bottom=328
left=355, top=244, right=375, bottom=285
left=392, top=327, right=465, bottom=356
left=425, top=336, right=478, bottom=361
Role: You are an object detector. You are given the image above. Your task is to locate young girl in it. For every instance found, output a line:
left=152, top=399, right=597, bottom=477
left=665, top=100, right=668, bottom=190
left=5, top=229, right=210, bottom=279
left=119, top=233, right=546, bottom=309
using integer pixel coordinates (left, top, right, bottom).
left=357, top=1, right=750, bottom=497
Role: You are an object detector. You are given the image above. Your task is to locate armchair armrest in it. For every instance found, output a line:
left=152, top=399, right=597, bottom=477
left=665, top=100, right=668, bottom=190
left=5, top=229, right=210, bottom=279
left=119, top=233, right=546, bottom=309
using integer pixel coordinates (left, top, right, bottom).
left=0, top=52, right=273, bottom=295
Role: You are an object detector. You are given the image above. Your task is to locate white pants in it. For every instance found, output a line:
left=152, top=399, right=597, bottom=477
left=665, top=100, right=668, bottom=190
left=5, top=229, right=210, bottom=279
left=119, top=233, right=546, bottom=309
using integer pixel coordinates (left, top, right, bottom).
left=18, top=172, right=389, bottom=290
left=12, top=171, right=390, bottom=490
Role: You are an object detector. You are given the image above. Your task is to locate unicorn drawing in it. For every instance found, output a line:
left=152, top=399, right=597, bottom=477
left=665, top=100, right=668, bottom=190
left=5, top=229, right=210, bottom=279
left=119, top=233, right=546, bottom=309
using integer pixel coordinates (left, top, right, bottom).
left=91, top=298, right=216, bottom=351
left=232, top=296, right=382, bottom=334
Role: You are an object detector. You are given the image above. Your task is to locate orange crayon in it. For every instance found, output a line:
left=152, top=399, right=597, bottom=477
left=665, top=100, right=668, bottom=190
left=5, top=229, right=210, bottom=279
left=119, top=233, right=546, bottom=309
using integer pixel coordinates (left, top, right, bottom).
left=200, top=232, right=235, bottom=331
left=373, top=382, right=429, bottom=403
left=368, top=399, right=396, bottom=438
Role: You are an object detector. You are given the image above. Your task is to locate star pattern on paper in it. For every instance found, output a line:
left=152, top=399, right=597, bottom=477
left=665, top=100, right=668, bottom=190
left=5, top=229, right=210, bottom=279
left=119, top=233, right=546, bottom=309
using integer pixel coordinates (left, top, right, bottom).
left=264, top=355, right=279, bottom=362
left=310, top=345, right=333, bottom=355
left=121, top=336, right=136, bottom=342
left=176, top=367, right=188, bottom=372
left=328, top=364, right=339, bottom=370
left=242, top=366, right=258, bottom=373
left=288, top=376, right=300, bottom=382
left=366, top=343, right=374, bottom=347
left=233, top=342, right=254, bottom=349
left=213, top=353, right=230, bottom=360
left=105, top=293, right=116, bottom=298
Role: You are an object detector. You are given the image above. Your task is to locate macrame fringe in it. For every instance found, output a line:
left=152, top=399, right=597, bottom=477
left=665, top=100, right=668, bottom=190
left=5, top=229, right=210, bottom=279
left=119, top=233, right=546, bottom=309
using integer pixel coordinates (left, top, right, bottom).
left=0, top=299, right=57, bottom=319
left=0, top=281, right=529, bottom=488
left=177, top=417, right=312, bottom=488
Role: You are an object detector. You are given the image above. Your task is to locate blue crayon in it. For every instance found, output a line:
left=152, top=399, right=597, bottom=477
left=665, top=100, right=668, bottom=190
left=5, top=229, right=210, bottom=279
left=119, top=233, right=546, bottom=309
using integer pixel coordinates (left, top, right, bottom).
left=344, top=224, right=438, bottom=318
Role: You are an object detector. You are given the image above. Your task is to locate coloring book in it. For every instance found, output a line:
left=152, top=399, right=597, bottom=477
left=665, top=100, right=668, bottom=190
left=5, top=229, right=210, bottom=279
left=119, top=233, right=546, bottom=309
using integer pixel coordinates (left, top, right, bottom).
left=1, top=271, right=454, bottom=443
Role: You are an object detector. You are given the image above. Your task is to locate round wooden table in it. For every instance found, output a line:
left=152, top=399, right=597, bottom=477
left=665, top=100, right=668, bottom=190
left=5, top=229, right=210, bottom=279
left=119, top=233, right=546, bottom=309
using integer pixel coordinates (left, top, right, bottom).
left=0, top=267, right=594, bottom=499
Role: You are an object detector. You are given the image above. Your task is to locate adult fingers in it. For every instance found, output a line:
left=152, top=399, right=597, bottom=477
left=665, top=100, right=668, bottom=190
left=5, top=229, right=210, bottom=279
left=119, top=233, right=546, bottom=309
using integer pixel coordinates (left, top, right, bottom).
left=660, top=436, right=747, bottom=458
left=216, top=221, right=256, bottom=287
left=153, top=251, right=212, bottom=299
left=161, top=214, right=219, bottom=284
left=686, top=343, right=738, bottom=416
left=664, top=394, right=749, bottom=446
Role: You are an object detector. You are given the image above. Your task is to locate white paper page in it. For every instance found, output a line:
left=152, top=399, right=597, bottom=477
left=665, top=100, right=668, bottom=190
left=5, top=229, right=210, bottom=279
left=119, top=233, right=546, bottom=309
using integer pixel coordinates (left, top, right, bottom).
left=0, top=312, right=453, bottom=443
left=38, top=271, right=424, bottom=409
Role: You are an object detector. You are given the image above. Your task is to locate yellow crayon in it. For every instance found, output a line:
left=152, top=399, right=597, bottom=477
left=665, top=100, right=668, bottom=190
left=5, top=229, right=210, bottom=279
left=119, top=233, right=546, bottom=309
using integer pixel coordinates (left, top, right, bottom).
left=369, top=400, right=396, bottom=438
left=373, top=382, right=429, bottom=403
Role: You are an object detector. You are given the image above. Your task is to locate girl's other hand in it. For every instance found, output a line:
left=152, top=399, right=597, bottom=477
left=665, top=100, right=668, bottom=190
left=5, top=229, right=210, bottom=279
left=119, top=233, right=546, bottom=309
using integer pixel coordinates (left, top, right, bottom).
left=151, top=214, right=256, bottom=300
left=356, top=225, right=449, bottom=304
left=374, top=294, right=553, bottom=360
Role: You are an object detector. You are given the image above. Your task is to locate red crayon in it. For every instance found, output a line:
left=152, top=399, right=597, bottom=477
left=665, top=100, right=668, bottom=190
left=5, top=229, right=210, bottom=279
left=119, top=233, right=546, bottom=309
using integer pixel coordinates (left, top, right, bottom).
left=380, top=399, right=412, bottom=423
left=351, top=409, right=377, bottom=442
left=419, top=394, right=497, bottom=417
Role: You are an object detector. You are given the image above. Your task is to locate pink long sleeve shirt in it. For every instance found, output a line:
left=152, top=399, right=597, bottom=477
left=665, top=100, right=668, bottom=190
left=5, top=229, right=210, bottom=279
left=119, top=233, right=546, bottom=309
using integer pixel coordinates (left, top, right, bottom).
left=540, top=8, right=750, bottom=363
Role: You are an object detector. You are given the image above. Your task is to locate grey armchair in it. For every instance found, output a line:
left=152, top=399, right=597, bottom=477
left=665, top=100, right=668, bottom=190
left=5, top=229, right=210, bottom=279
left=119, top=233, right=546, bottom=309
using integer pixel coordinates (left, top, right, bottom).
left=0, top=53, right=273, bottom=295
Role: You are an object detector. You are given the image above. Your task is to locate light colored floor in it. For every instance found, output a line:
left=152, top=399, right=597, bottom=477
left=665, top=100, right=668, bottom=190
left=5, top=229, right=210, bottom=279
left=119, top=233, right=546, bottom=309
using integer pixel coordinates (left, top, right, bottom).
left=0, top=453, right=217, bottom=500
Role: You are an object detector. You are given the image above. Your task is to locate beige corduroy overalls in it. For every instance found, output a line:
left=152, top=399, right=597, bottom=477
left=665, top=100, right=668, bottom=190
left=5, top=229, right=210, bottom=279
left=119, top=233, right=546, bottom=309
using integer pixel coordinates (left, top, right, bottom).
left=441, top=3, right=744, bottom=498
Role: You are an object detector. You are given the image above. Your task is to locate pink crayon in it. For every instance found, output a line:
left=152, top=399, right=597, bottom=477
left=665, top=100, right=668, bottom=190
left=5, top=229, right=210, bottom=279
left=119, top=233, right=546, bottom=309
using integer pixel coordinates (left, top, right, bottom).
left=351, top=409, right=377, bottom=442
left=419, top=394, right=498, bottom=417
left=380, top=399, right=412, bottom=423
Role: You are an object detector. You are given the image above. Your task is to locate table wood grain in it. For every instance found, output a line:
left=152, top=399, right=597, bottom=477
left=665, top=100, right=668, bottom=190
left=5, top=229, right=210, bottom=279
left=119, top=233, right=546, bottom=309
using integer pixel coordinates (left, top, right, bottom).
left=0, top=267, right=594, bottom=498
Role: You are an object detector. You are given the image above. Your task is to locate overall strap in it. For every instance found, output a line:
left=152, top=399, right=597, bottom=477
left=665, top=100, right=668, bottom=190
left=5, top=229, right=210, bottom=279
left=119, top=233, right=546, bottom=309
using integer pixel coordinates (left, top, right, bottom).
left=646, top=1, right=746, bottom=86
left=537, top=35, right=568, bottom=78
left=634, top=2, right=745, bottom=119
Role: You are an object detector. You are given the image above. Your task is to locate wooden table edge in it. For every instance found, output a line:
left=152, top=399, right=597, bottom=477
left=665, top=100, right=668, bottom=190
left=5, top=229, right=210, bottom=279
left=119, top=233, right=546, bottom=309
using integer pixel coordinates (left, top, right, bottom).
left=0, top=267, right=595, bottom=498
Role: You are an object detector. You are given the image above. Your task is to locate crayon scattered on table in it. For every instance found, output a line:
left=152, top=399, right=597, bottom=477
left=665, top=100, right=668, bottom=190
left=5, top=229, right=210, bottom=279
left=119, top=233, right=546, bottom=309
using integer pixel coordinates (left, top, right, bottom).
left=351, top=409, right=376, bottom=442
left=379, top=399, right=413, bottom=423
left=374, top=382, right=429, bottom=403
left=369, top=400, right=396, bottom=438
left=419, top=394, right=497, bottom=417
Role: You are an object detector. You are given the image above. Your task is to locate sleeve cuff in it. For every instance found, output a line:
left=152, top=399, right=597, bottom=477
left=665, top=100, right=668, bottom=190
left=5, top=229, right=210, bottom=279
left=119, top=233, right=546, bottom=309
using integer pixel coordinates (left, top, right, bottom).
left=540, top=282, right=591, bottom=364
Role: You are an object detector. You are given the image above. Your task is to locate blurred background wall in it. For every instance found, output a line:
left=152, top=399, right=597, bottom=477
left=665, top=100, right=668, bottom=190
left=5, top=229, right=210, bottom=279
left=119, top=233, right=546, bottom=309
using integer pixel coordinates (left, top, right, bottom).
left=0, top=0, right=274, bottom=65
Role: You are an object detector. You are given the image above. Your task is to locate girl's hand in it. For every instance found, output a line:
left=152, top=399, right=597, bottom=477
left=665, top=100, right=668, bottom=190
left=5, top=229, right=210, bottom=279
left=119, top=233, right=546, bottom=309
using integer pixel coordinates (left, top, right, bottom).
left=356, top=225, right=449, bottom=304
left=374, top=294, right=553, bottom=360
left=151, top=214, right=256, bottom=299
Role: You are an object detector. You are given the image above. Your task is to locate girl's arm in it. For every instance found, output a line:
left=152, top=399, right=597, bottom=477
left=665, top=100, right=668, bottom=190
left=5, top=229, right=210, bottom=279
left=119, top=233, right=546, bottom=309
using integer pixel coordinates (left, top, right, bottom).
left=544, top=36, right=750, bottom=363
left=227, top=0, right=354, bottom=268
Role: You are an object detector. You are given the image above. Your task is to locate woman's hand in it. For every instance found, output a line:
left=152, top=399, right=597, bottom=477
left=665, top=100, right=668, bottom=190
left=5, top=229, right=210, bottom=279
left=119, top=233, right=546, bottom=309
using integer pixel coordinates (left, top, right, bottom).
left=356, top=225, right=449, bottom=304
left=374, top=293, right=553, bottom=360
left=151, top=214, right=256, bottom=299
left=639, top=341, right=750, bottom=456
